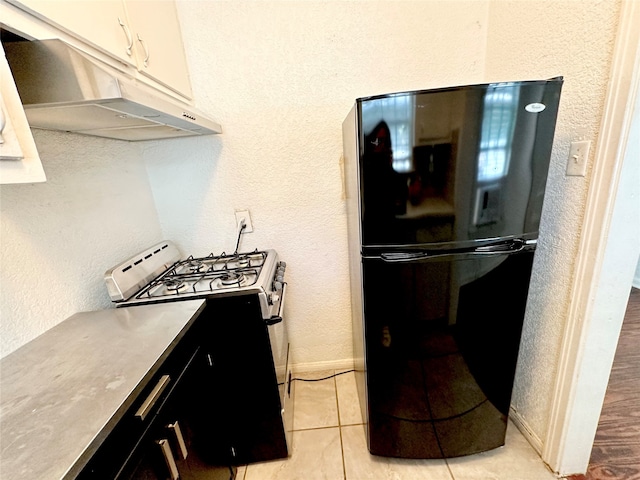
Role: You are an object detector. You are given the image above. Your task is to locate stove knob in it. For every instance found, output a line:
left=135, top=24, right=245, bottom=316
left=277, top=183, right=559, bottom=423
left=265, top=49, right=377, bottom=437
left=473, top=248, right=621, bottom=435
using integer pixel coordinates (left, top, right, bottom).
left=278, top=261, right=287, bottom=268
left=274, top=281, right=283, bottom=291
left=270, top=293, right=280, bottom=304
left=276, top=275, right=284, bottom=283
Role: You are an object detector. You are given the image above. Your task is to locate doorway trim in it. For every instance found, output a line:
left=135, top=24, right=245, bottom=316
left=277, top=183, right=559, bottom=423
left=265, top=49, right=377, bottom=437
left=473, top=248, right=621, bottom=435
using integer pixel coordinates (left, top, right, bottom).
left=542, top=0, right=640, bottom=474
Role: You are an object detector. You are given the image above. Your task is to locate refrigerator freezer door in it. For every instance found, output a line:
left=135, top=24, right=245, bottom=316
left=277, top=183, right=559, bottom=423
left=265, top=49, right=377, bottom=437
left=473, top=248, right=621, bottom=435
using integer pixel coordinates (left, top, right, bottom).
left=356, top=79, right=562, bottom=247
left=359, top=249, right=534, bottom=458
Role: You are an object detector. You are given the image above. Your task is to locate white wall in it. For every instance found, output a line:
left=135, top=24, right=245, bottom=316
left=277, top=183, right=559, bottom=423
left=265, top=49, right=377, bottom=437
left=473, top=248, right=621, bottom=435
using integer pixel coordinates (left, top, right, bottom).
left=0, top=0, right=624, bottom=464
left=484, top=0, right=621, bottom=446
left=161, top=0, right=621, bottom=451
left=0, top=131, right=163, bottom=357
left=159, top=0, right=621, bottom=433
left=148, top=0, right=491, bottom=368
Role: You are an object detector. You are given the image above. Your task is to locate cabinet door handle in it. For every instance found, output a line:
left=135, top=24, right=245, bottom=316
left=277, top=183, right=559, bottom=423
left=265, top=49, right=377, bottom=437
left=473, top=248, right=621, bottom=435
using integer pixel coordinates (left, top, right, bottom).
left=135, top=375, right=170, bottom=421
left=118, top=17, right=133, bottom=56
left=137, top=34, right=150, bottom=67
left=0, top=103, right=6, bottom=144
left=167, top=421, right=188, bottom=460
left=157, top=439, right=179, bottom=480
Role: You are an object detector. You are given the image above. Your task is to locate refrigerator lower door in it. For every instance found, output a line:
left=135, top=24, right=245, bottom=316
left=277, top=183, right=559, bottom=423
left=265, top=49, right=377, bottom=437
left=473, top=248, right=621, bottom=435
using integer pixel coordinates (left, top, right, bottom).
left=359, top=249, right=534, bottom=458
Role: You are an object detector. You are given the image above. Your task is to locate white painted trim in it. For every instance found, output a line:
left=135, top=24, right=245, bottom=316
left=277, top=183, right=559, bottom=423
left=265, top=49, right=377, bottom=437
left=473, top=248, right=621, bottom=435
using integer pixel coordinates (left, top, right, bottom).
left=292, top=358, right=354, bottom=375
left=633, top=258, right=640, bottom=289
left=542, top=1, right=640, bottom=475
left=510, top=405, right=544, bottom=455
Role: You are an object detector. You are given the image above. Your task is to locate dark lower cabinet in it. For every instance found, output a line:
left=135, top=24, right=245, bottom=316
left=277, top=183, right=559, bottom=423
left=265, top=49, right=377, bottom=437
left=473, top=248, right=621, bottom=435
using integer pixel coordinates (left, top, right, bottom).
left=201, top=296, right=292, bottom=466
left=78, top=294, right=290, bottom=478
left=120, top=348, right=235, bottom=480
left=79, top=331, right=235, bottom=480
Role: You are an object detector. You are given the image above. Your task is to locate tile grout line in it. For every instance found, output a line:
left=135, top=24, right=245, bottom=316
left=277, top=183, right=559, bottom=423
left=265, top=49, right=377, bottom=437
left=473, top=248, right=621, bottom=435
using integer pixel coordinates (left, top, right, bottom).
left=334, top=370, right=348, bottom=480
left=444, top=457, right=456, bottom=480
left=294, top=425, right=343, bottom=432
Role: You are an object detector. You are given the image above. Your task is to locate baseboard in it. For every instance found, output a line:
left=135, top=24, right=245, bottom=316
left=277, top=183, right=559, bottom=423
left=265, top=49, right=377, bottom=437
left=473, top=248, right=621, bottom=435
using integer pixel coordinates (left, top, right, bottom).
left=510, top=405, right=544, bottom=454
left=292, top=358, right=355, bottom=375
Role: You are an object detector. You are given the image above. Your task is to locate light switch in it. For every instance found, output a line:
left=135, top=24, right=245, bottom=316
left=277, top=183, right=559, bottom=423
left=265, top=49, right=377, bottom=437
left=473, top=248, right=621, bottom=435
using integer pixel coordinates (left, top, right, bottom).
left=566, top=140, right=591, bottom=177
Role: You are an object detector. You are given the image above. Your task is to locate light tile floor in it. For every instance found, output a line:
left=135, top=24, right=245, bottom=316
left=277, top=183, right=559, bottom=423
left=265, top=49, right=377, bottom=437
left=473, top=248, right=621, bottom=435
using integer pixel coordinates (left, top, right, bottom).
left=236, top=370, right=558, bottom=480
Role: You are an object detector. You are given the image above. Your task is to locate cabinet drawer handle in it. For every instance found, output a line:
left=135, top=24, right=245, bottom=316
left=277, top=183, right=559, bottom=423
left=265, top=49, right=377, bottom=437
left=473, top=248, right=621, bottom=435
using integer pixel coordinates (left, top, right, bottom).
left=118, top=17, right=133, bottom=56
left=167, top=421, right=188, bottom=460
left=157, top=439, right=179, bottom=480
left=135, top=375, right=170, bottom=421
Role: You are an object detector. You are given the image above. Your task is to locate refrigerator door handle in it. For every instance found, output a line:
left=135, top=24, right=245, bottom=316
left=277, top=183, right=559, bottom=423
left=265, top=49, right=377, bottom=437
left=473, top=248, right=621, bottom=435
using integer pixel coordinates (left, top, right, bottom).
left=376, top=239, right=530, bottom=263
left=473, top=238, right=527, bottom=254
left=379, top=252, right=431, bottom=262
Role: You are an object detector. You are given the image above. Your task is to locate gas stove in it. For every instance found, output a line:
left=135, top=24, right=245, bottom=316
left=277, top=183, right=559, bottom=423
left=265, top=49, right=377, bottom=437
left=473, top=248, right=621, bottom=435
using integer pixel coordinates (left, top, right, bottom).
left=104, top=240, right=293, bottom=465
left=104, top=241, right=286, bottom=320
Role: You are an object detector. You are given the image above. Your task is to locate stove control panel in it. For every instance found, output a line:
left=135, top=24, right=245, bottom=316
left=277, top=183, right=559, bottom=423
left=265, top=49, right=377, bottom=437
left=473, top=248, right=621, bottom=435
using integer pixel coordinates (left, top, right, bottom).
left=272, top=261, right=286, bottom=292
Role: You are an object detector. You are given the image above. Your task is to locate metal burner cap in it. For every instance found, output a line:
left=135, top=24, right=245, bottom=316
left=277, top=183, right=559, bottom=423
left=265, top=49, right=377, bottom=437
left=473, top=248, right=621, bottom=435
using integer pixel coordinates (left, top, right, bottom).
left=249, top=253, right=265, bottom=266
left=188, top=260, right=204, bottom=272
left=164, top=278, right=186, bottom=291
left=220, top=272, right=244, bottom=285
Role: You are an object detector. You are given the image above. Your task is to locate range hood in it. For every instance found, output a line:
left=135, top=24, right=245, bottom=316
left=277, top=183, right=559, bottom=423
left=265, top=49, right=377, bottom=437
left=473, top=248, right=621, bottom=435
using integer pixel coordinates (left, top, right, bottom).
left=3, top=39, right=221, bottom=141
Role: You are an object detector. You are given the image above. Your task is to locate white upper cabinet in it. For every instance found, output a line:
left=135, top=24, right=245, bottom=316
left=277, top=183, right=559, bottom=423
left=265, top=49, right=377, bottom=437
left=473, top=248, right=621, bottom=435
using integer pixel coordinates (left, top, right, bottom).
left=0, top=45, right=46, bottom=184
left=6, top=0, right=135, bottom=65
left=5, top=0, right=193, bottom=99
left=125, top=0, right=192, bottom=98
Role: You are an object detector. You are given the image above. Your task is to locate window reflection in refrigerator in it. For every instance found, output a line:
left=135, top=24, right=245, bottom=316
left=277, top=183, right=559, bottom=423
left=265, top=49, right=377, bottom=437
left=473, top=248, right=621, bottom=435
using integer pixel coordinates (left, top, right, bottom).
left=474, top=84, right=520, bottom=227
left=361, top=94, right=415, bottom=173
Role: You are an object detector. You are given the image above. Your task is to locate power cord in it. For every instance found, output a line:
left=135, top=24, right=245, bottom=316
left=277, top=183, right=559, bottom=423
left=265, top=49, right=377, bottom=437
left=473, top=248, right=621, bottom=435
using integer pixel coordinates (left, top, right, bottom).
left=233, top=220, right=247, bottom=255
left=292, top=369, right=355, bottom=382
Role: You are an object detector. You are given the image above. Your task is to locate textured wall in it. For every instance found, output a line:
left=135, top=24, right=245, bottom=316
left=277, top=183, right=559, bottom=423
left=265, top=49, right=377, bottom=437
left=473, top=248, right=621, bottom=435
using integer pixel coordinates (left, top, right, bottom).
left=484, top=0, right=621, bottom=442
left=162, top=0, right=621, bottom=445
left=0, top=131, right=163, bottom=357
left=151, top=0, right=491, bottom=367
left=0, top=0, right=622, bottom=457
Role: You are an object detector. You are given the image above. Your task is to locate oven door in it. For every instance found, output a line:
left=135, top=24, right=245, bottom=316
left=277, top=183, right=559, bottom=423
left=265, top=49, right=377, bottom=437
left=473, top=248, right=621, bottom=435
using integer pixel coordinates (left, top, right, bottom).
left=265, top=283, right=293, bottom=453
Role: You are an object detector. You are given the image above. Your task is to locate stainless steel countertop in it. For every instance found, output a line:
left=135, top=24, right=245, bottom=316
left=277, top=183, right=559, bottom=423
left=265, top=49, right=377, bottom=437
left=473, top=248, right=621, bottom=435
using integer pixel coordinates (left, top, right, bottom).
left=0, top=300, right=206, bottom=480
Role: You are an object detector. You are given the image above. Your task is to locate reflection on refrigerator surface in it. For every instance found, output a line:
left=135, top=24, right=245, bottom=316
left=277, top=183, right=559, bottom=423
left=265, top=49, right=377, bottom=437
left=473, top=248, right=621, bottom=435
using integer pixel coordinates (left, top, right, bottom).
left=363, top=251, right=534, bottom=458
left=357, top=81, right=561, bottom=248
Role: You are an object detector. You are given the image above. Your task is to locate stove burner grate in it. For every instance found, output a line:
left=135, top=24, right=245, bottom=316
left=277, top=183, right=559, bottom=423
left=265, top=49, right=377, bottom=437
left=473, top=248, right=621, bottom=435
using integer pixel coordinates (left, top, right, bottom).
left=135, top=249, right=268, bottom=300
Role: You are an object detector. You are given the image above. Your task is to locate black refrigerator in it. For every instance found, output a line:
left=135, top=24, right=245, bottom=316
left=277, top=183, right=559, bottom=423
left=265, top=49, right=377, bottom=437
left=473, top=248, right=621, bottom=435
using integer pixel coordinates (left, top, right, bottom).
left=342, top=78, right=563, bottom=459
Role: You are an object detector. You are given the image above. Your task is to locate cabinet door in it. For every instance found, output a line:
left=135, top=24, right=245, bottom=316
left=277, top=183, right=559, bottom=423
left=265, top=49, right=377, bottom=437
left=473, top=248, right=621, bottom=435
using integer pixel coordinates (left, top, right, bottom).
left=0, top=45, right=46, bottom=183
left=7, top=0, right=136, bottom=67
left=125, top=0, right=192, bottom=98
left=123, top=348, right=235, bottom=480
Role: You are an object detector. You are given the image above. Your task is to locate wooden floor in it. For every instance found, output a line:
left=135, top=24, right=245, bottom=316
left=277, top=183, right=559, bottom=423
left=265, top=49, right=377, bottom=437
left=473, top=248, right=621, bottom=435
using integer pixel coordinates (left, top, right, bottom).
left=568, top=287, right=640, bottom=480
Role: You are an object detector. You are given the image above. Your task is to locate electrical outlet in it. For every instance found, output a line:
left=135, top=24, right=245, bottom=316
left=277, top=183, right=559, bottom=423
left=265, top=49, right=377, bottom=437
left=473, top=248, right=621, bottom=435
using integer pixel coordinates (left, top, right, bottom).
left=566, top=140, right=591, bottom=177
left=235, top=210, right=253, bottom=233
